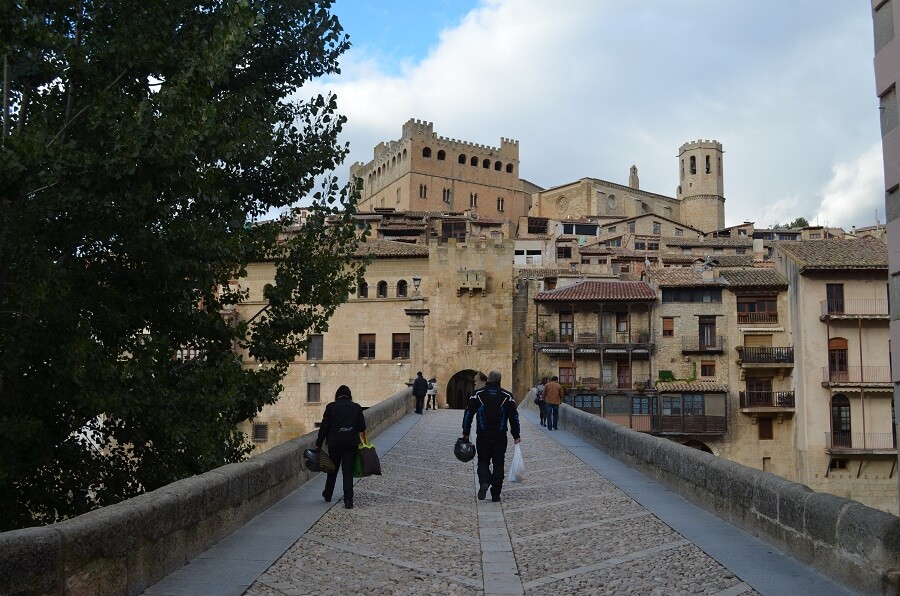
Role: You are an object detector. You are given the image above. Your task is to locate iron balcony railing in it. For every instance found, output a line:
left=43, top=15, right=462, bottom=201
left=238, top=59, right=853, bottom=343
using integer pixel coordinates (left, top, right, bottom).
left=681, top=335, right=726, bottom=352
left=825, top=432, right=896, bottom=450
left=820, top=299, right=889, bottom=317
left=740, top=346, right=794, bottom=364
left=739, top=391, right=795, bottom=408
left=822, top=366, right=891, bottom=384
left=737, top=312, right=778, bottom=324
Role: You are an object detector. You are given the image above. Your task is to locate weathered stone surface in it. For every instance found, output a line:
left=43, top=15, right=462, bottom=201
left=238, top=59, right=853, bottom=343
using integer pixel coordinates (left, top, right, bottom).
left=0, top=527, right=62, bottom=593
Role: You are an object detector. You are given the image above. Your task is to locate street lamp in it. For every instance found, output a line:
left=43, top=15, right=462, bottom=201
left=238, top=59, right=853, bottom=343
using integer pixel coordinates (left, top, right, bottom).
left=412, top=274, right=421, bottom=293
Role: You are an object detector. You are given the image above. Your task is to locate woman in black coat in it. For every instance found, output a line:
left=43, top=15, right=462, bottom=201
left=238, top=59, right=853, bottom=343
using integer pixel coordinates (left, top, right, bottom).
left=316, top=385, right=366, bottom=509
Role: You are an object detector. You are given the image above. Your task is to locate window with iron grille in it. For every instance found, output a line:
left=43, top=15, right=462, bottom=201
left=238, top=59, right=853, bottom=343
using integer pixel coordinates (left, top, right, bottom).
left=252, top=422, right=269, bottom=443
left=527, top=218, right=548, bottom=234
left=307, top=383, right=321, bottom=403
left=307, top=334, right=323, bottom=360
left=392, top=333, right=410, bottom=359
left=358, top=334, right=376, bottom=359
left=662, top=317, right=674, bottom=336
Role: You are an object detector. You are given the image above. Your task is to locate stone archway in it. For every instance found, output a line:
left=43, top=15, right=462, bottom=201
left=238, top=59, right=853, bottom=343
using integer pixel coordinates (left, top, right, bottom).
left=447, top=369, right=478, bottom=409
left=683, top=439, right=713, bottom=454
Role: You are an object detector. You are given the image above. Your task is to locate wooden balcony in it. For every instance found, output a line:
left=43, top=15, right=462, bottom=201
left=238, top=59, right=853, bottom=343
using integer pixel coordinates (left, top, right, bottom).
left=737, top=346, right=794, bottom=367
left=681, top=335, right=726, bottom=354
left=739, top=391, right=795, bottom=412
left=536, top=331, right=653, bottom=359
left=821, top=366, right=892, bottom=388
left=737, top=312, right=778, bottom=324
left=819, top=299, right=889, bottom=320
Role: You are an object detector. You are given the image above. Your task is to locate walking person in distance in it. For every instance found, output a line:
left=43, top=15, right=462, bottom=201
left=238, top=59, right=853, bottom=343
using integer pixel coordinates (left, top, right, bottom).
left=461, top=370, right=521, bottom=503
left=316, top=385, right=366, bottom=509
left=412, top=371, right=428, bottom=414
left=542, top=375, right=563, bottom=431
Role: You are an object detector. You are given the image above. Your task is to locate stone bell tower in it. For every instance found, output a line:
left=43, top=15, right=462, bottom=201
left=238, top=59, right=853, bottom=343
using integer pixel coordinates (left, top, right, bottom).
left=677, top=140, right=725, bottom=232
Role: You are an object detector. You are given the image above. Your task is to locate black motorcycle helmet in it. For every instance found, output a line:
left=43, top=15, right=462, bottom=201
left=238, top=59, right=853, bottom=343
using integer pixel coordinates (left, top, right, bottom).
left=303, top=448, right=322, bottom=471
left=454, top=437, right=476, bottom=462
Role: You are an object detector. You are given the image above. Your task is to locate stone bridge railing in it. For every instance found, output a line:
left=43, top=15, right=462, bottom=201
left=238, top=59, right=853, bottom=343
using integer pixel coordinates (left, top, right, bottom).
left=0, top=388, right=413, bottom=595
left=560, top=403, right=900, bottom=595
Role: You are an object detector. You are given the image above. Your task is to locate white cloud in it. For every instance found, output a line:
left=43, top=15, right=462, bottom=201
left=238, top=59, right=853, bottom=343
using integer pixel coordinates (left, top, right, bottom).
left=304, top=1, right=883, bottom=231
left=814, top=143, right=886, bottom=229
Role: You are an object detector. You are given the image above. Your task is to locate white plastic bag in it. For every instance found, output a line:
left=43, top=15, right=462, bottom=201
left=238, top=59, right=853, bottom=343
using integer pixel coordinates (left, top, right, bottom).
left=508, top=444, right=525, bottom=483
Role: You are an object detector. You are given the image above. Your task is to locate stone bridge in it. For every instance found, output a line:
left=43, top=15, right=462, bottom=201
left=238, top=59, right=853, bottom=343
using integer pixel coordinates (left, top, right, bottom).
left=3, top=391, right=900, bottom=595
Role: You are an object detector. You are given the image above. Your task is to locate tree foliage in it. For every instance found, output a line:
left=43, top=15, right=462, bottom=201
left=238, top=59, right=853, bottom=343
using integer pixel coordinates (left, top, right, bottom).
left=772, top=217, right=810, bottom=229
left=0, top=0, right=364, bottom=529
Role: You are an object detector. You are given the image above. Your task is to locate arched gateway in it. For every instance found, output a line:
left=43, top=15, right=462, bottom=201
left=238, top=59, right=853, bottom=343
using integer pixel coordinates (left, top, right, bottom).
left=446, top=369, right=479, bottom=409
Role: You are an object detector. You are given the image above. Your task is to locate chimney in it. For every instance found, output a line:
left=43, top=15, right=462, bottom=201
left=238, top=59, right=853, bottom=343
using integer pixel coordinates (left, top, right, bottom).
left=752, top=238, right=764, bottom=262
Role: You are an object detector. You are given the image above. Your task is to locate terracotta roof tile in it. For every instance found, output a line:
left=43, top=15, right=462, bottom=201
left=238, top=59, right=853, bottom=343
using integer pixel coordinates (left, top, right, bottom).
left=534, top=280, right=656, bottom=302
left=516, top=267, right=569, bottom=278
left=648, top=268, right=727, bottom=287
left=661, top=237, right=753, bottom=248
left=775, top=237, right=887, bottom=271
left=355, top=239, right=429, bottom=258
left=718, top=269, right=788, bottom=289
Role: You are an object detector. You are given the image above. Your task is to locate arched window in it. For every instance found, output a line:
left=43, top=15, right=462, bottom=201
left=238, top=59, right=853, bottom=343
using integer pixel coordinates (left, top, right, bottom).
left=357, top=281, right=368, bottom=298
left=689, top=156, right=696, bottom=175
left=392, top=156, right=396, bottom=167
left=437, top=150, right=446, bottom=160
left=494, top=160, right=502, bottom=171
left=482, top=158, right=490, bottom=169
left=505, top=163, right=513, bottom=173
left=459, top=154, right=467, bottom=164
left=402, top=149, right=407, bottom=160
left=422, top=147, right=432, bottom=158
left=831, top=394, right=851, bottom=447
left=377, top=281, right=388, bottom=298
left=705, top=155, right=711, bottom=174
left=470, top=156, right=478, bottom=166
left=466, top=331, right=474, bottom=346
left=397, top=280, right=408, bottom=297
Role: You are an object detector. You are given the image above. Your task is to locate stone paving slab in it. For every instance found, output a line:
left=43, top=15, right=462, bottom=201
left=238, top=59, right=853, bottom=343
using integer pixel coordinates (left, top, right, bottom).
left=148, top=408, right=852, bottom=596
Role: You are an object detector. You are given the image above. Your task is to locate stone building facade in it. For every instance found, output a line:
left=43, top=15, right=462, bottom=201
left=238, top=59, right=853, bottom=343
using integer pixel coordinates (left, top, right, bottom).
left=350, top=119, right=528, bottom=231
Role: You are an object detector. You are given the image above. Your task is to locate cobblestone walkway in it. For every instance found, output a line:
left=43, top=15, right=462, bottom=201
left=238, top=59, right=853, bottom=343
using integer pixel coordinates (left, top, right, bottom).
left=245, top=410, right=755, bottom=596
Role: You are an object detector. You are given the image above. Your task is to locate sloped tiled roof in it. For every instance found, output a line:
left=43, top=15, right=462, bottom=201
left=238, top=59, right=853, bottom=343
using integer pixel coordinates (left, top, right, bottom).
left=656, top=381, right=729, bottom=393
left=648, top=268, right=727, bottom=287
left=718, top=269, right=788, bottom=289
left=534, top=280, right=656, bottom=302
left=661, top=237, right=753, bottom=248
left=775, top=237, right=888, bottom=271
left=355, top=239, right=429, bottom=258
left=711, top=255, right=755, bottom=267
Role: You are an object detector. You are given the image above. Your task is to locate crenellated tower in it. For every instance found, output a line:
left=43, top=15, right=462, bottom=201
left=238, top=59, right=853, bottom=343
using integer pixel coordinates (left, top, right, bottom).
left=677, top=140, right=725, bottom=232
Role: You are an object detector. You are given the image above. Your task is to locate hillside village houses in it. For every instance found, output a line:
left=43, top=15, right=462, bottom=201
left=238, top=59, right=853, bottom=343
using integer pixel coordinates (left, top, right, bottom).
left=236, top=118, right=894, bottom=513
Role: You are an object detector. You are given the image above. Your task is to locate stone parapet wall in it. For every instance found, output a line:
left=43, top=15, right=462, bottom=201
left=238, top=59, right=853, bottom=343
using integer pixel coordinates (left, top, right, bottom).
left=0, top=388, right=414, bottom=596
left=560, top=404, right=900, bottom=594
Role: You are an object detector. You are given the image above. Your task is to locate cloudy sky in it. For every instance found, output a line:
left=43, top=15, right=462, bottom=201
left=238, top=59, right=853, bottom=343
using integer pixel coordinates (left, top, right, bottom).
left=304, top=1, right=885, bottom=230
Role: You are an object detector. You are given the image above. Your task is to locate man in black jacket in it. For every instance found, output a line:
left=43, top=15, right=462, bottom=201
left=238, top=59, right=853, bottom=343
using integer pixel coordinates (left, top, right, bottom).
left=316, top=385, right=366, bottom=509
left=461, top=370, right=521, bottom=503
left=412, top=371, right=428, bottom=414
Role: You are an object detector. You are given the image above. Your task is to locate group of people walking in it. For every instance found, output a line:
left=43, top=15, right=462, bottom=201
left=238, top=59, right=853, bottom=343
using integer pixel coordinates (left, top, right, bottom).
left=316, top=370, right=559, bottom=507
left=534, top=376, right=563, bottom=430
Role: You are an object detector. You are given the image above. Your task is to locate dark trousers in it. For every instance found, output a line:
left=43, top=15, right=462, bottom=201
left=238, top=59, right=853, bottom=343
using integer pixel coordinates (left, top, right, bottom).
left=323, top=442, right=358, bottom=505
left=537, top=400, right=546, bottom=424
left=476, top=431, right=508, bottom=498
left=546, top=403, right=559, bottom=430
left=415, top=394, right=425, bottom=413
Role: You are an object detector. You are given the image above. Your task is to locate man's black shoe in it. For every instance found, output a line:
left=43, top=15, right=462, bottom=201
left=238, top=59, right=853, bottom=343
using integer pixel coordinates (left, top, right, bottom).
left=492, top=495, right=501, bottom=503
left=322, top=490, right=331, bottom=503
left=478, top=483, right=489, bottom=500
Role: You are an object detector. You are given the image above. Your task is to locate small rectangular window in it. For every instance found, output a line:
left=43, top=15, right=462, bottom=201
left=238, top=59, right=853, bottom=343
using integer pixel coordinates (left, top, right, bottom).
left=829, top=458, right=848, bottom=470
left=252, top=422, right=269, bottom=443
left=628, top=221, right=635, bottom=233
left=608, top=226, right=616, bottom=234
left=701, top=360, right=715, bottom=377
left=635, top=241, right=646, bottom=250
left=307, top=334, right=323, bottom=360
left=557, top=246, right=572, bottom=259
left=757, top=418, right=773, bottom=440
left=358, top=334, right=376, bottom=359
left=469, top=192, right=478, bottom=208
left=419, top=184, right=427, bottom=199
left=497, top=197, right=504, bottom=212
left=307, top=383, right=321, bottom=404
left=392, top=333, right=410, bottom=359
left=674, top=228, right=683, bottom=236
left=652, top=221, right=661, bottom=234
left=662, top=317, right=674, bottom=336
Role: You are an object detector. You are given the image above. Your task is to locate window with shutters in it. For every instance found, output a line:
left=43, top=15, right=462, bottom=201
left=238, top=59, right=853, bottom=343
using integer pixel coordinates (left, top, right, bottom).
left=662, top=317, right=674, bottom=337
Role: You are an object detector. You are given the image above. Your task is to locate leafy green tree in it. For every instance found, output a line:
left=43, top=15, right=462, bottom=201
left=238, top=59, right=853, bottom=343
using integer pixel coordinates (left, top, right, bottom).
left=771, top=217, right=810, bottom=229
left=0, top=0, right=364, bottom=529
